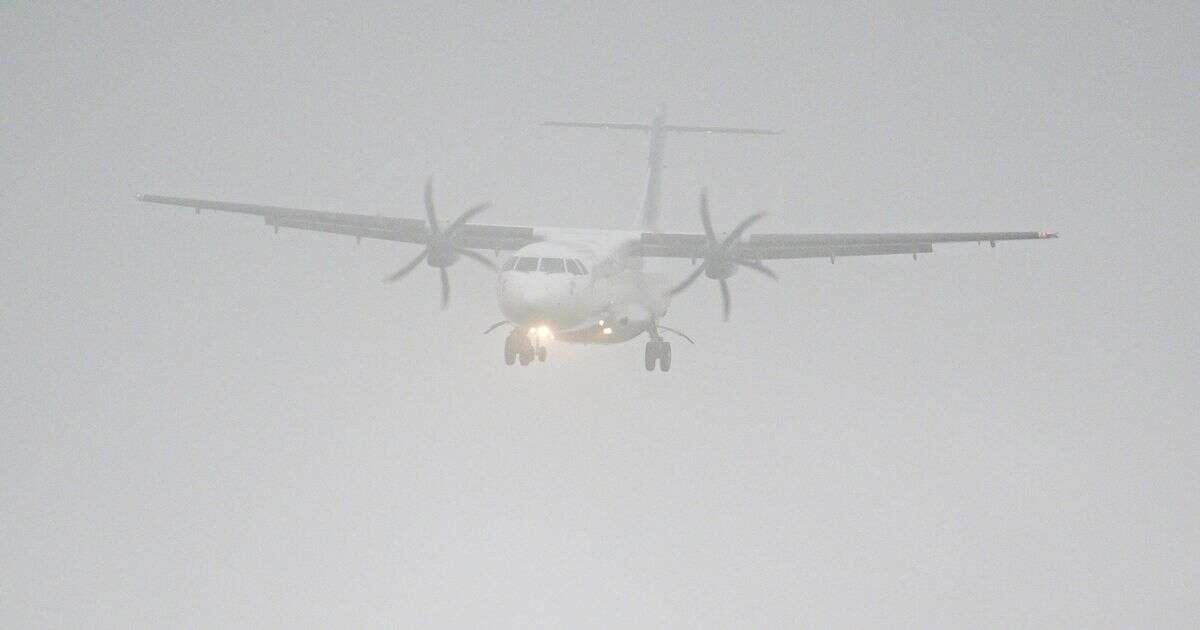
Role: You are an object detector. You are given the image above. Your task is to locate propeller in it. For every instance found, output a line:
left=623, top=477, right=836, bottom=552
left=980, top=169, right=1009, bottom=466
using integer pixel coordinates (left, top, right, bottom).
left=669, top=189, right=775, bottom=321
left=385, top=177, right=495, bottom=308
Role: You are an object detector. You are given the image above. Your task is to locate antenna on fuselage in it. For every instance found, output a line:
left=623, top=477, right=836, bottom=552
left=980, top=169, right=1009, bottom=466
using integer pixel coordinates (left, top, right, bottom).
left=542, top=107, right=781, bottom=232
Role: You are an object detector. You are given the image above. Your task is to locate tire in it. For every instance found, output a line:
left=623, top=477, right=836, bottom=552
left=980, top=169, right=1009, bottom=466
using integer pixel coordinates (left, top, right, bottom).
left=504, top=337, right=517, bottom=365
left=644, top=341, right=659, bottom=371
left=659, top=342, right=672, bottom=372
left=519, top=351, right=533, bottom=366
left=537, top=347, right=547, bottom=362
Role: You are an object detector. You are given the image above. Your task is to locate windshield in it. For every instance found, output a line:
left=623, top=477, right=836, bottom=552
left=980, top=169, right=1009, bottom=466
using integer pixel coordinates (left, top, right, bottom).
left=515, top=257, right=539, bottom=272
left=539, top=258, right=566, bottom=274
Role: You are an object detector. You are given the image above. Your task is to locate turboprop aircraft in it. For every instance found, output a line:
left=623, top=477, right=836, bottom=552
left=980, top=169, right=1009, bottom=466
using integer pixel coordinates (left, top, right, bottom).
left=138, top=111, right=1057, bottom=371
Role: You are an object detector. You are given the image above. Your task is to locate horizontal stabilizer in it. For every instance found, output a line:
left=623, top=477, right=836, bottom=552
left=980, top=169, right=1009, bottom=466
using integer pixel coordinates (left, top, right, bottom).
left=664, top=125, right=781, bottom=135
left=542, top=110, right=783, bottom=231
left=541, top=121, right=650, bottom=131
left=541, top=121, right=781, bottom=135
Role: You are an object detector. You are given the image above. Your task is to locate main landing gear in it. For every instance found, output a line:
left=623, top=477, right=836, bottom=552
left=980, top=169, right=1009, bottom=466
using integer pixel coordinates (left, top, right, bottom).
left=644, top=317, right=691, bottom=372
left=504, top=329, right=546, bottom=366
left=644, top=340, right=672, bottom=372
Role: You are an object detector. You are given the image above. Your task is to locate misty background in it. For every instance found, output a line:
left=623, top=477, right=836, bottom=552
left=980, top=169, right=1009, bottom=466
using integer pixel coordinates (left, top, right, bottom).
left=3, top=2, right=1197, bottom=627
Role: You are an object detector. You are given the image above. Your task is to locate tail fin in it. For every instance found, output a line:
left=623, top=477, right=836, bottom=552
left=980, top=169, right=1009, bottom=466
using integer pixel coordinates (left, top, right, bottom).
left=542, top=108, right=780, bottom=232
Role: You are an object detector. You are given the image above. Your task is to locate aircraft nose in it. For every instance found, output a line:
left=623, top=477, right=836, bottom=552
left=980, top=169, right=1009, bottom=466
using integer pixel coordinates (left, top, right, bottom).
left=498, top=273, right=579, bottom=327
left=528, top=289, right=567, bottom=315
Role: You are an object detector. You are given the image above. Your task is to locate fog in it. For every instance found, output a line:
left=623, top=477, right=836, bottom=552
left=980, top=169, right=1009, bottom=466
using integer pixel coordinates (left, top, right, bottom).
left=3, top=2, right=1197, bottom=627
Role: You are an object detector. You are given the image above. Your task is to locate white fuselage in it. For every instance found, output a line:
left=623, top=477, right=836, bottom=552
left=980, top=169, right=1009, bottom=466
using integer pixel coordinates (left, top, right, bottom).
left=496, top=229, right=671, bottom=344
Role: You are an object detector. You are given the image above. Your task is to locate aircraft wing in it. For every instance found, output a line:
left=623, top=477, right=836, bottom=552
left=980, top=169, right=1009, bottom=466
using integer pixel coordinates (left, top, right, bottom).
left=136, top=194, right=539, bottom=251
left=638, top=230, right=1057, bottom=260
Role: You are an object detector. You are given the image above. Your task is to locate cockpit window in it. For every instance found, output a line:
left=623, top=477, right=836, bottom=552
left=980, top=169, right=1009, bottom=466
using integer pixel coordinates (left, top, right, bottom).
left=509, top=256, right=580, bottom=273
left=539, top=258, right=566, bottom=274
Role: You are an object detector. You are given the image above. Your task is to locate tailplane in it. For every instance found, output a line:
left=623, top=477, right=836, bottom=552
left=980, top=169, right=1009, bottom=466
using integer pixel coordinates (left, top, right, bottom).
left=542, top=108, right=780, bottom=232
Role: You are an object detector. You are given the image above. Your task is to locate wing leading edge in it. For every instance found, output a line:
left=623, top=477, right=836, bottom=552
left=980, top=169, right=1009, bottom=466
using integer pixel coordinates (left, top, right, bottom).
left=138, top=194, right=1055, bottom=260
left=639, top=230, right=1057, bottom=260
left=136, top=194, right=539, bottom=251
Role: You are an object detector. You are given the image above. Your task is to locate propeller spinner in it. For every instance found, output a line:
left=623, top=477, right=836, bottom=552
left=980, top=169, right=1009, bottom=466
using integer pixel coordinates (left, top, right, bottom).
left=669, top=189, right=776, bottom=321
left=385, top=177, right=496, bottom=308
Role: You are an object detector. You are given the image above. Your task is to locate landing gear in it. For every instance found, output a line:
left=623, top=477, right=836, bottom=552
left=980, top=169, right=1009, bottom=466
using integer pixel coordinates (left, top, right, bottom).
left=644, top=340, right=672, bottom=372
left=504, top=328, right=546, bottom=367
left=643, top=317, right=684, bottom=372
left=504, top=334, right=517, bottom=365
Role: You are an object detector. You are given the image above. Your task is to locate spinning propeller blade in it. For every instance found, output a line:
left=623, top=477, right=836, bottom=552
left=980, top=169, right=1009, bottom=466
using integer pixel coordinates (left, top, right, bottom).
left=385, top=250, right=429, bottom=283
left=383, top=178, right=495, bottom=309
left=670, top=190, right=776, bottom=321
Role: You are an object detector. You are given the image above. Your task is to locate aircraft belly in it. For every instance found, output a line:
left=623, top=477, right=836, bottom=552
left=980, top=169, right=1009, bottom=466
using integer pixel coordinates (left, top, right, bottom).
left=555, top=271, right=669, bottom=345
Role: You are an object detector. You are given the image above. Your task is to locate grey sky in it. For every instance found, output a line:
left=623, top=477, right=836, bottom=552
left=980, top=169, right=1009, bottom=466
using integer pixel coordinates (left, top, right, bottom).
left=2, top=2, right=1197, bottom=627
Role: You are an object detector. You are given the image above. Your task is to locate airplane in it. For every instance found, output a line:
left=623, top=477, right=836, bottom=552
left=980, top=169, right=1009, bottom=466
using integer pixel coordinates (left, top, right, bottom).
left=137, top=110, right=1057, bottom=372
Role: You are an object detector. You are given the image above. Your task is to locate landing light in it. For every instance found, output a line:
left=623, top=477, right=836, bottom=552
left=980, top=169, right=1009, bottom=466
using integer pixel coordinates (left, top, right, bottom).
left=602, top=327, right=613, bottom=335
left=536, top=325, right=554, bottom=341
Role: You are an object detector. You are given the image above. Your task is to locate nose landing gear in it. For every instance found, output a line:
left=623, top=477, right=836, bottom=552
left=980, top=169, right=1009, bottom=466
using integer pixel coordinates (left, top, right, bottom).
left=503, top=328, right=547, bottom=366
left=503, top=333, right=519, bottom=365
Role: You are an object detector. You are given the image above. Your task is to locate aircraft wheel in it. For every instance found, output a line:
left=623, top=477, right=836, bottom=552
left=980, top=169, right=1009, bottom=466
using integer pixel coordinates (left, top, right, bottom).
left=537, top=347, right=547, bottom=362
left=504, top=337, right=517, bottom=365
left=658, top=342, right=672, bottom=372
left=519, top=351, right=533, bottom=366
left=644, top=341, right=660, bottom=371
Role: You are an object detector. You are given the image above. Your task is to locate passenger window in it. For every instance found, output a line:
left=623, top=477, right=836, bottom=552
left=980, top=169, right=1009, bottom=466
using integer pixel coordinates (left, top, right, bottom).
left=515, top=257, right=539, bottom=272
left=501, top=257, right=518, bottom=272
left=540, top=258, right=566, bottom=274
left=565, top=259, right=582, bottom=275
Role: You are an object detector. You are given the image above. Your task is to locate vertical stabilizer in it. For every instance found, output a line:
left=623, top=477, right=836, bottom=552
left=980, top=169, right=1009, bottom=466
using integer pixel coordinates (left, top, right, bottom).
left=541, top=111, right=780, bottom=233
left=640, top=108, right=668, bottom=231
